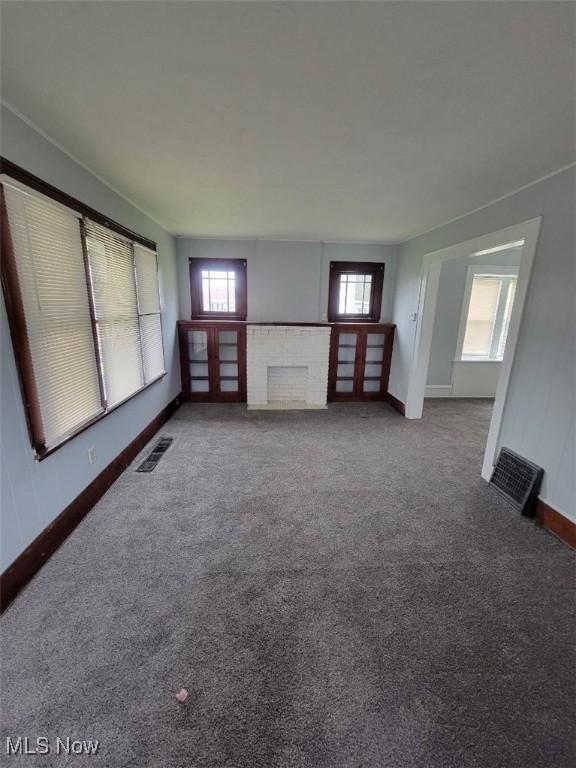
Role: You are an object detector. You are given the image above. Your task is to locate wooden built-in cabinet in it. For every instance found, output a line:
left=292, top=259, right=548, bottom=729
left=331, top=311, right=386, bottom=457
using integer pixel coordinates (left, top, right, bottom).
left=178, top=320, right=394, bottom=405
left=328, top=323, right=395, bottom=401
left=178, top=321, right=246, bottom=402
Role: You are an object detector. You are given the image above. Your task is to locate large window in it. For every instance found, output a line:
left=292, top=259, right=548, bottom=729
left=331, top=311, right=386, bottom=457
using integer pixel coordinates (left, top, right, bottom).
left=1, top=176, right=165, bottom=457
left=328, top=261, right=384, bottom=322
left=457, top=267, right=518, bottom=361
left=189, top=258, right=247, bottom=319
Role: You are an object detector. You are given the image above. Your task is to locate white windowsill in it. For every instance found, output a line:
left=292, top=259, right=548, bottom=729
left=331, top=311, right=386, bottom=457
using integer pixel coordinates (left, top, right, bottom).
left=454, top=358, right=503, bottom=363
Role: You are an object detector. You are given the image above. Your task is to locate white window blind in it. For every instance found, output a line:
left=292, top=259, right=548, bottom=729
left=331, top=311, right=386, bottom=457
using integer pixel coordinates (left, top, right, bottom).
left=462, top=277, right=502, bottom=357
left=134, top=244, right=165, bottom=384
left=460, top=273, right=518, bottom=361
left=2, top=184, right=103, bottom=449
left=2, top=179, right=165, bottom=455
left=84, top=220, right=145, bottom=408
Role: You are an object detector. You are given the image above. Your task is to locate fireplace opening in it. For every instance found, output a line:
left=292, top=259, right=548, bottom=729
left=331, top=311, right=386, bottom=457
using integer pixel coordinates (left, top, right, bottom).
left=267, top=366, right=308, bottom=407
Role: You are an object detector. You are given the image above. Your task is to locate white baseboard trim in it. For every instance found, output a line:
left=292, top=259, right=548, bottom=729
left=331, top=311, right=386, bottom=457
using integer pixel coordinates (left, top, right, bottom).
left=425, top=385, right=453, bottom=398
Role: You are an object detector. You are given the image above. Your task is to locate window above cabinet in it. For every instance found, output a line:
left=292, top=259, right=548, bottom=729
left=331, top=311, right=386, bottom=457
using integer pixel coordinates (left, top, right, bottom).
left=189, top=258, right=247, bottom=320
left=328, top=261, right=384, bottom=323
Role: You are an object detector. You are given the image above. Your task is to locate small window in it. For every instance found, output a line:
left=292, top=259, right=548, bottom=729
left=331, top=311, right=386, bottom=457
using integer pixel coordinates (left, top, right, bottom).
left=328, top=262, right=384, bottom=322
left=458, top=269, right=518, bottom=361
left=189, top=258, right=247, bottom=319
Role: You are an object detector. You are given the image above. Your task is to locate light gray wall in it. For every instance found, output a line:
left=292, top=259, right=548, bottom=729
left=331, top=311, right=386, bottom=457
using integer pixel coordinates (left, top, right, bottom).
left=427, top=248, right=522, bottom=386
left=177, top=238, right=398, bottom=323
left=390, top=166, right=575, bottom=519
left=0, top=107, right=181, bottom=571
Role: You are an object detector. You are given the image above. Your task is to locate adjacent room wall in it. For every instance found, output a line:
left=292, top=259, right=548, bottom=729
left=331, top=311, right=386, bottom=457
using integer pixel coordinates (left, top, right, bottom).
left=0, top=106, right=181, bottom=571
left=390, top=165, right=575, bottom=519
left=426, top=247, right=522, bottom=392
left=176, top=238, right=398, bottom=323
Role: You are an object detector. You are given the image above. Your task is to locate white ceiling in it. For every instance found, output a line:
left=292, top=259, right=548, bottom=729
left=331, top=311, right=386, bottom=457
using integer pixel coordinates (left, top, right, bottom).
left=2, top=1, right=574, bottom=241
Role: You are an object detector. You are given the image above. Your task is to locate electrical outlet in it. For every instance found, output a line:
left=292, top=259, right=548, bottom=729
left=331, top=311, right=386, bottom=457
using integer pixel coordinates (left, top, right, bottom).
left=88, top=446, right=97, bottom=465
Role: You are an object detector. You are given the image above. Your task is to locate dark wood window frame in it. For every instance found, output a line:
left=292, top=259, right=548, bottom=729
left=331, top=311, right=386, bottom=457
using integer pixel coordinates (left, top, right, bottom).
left=328, top=261, right=385, bottom=323
left=189, top=258, right=247, bottom=320
left=0, top=158, right=166, bottom=461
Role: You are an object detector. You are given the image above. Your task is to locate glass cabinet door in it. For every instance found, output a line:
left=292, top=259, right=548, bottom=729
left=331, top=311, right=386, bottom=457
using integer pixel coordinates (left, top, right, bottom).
left=188, top=329, right=210, bottom=393
left=335, top=332, right=358, bottom=393
left=363, top=332, right=385, bottom=393
left=216, top=329, right=240, bottom=394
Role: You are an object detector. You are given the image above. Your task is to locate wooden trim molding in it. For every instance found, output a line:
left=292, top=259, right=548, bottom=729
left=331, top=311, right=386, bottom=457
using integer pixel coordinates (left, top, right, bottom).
left=0, top=186, right=46, bottom=452
left=0, top=395, right=180, bottom=613
left=328, top=261, right=385, bottom=323
left=535, top=499, right=576, bottom=549
left=189, top=258, right=247, bottom=320
left=386, top=392, right=406, bottom=416
left=0, top=158, right=156, bottom=250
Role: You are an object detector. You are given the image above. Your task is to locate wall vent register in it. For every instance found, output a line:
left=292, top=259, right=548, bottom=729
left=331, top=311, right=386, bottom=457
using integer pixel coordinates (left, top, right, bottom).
left=135, top=436, right=173, bottom=473
left=489, top=447, right=544, bottom=517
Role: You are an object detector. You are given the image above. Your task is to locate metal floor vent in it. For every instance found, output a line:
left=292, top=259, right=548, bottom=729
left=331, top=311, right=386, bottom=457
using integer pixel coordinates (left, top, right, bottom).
left=490, top=447, right=543, bottom=517
left=136, top=436, right=173, bottom=473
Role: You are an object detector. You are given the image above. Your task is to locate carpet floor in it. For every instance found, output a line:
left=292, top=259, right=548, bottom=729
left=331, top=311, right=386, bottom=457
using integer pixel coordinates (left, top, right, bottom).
left=1, top=400, right=574, bottom=767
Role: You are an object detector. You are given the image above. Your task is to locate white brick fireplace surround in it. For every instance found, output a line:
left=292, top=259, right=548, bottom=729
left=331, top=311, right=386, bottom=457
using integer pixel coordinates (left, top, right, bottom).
left=247, top=325, right=331, bottom=409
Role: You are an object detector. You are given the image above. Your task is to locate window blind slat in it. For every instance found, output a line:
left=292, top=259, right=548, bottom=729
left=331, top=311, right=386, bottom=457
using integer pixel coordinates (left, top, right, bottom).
left=3, top=185, right=104, bottom=449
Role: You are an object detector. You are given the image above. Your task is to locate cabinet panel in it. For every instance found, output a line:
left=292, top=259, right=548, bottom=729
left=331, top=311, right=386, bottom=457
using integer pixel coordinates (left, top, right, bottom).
left=178, top=322, right=246, bottom=402
left=214, top=327, right=245, bottom=401
left=330, top=328, right=361, bottom=399
left=328, top=324, right=395, bottom=402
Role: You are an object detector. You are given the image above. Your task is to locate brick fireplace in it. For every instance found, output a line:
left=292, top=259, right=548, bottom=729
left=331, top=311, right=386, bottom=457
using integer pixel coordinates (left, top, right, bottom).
left=246, top=325, right=331, bottom=409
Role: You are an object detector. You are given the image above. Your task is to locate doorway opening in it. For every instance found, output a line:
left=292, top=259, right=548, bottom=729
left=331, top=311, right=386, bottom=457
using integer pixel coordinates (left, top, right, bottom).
left=405, top=218, right=541, bottom=480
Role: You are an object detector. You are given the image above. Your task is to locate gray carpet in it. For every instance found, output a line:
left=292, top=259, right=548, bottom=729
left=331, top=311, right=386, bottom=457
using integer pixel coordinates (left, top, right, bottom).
left=1, top=400, right=574, bottom=768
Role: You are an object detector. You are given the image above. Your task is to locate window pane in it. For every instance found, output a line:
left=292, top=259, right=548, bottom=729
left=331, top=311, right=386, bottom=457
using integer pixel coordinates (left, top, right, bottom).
left=220, top=379, right=239, bottom=392
left=338, top=275, right=347, bottom=314
left=191, top=379, right=209, bottom=392
left=338, top=346, right=356, bottom=362
left=190, top=363, right=209, bottom=377
left=220, top=363, right=238, bottom=377
left=462, top=277, right=501, bottom=357
left=189, top=330, right=208, bottom=360
left=200, top=269, right=236, bottom=313
left=364, top=363, right=382, bottom=377
left=219, top=345, right=237, bottom=361
left=336, top=379, right=354, bottom=392
left=337, top=363, right=355, bottom=377
left=363, top=380, right=381, bottom=392
left=202, top=276, right=211, bottom=311
left=497, top=279, right=517, bottom=359
left=365, top=346, right=384, bottom=362
left=337, top=273, right=371, bottom=315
